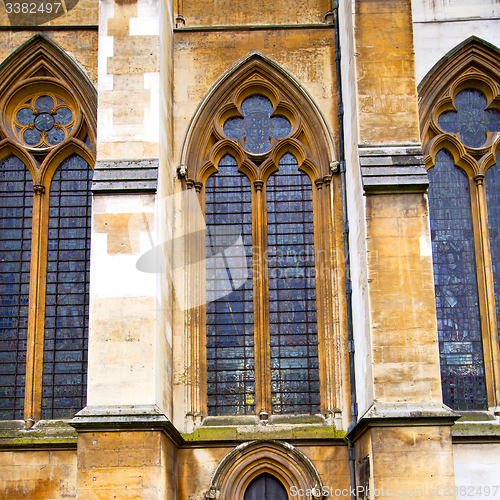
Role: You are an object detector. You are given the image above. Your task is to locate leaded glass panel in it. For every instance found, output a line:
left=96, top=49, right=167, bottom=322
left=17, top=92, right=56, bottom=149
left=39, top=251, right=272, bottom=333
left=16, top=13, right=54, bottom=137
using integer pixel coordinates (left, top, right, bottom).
left=42, top=154, right=92, bottom=419
left=267, top=153, right=320, bottom=414
left=428, top=149, right=487, bottom=410
left=485, top=153, right=500, bottom=346
left=205, top=154, right=255, bottom=416
left=0, top=156, right=33, bottom=420
left=223, top=95, right=291, bottom=155
left=438, top=89, right=500, bottom=149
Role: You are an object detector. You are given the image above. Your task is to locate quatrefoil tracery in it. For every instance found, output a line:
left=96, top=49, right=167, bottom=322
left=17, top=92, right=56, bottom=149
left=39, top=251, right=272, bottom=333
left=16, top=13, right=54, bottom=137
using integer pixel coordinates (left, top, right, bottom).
left=223, top=95, right=291, bottom=155
left=438, top=88, right=500, bottom=149
left=15, top=93, right=75, bottom=149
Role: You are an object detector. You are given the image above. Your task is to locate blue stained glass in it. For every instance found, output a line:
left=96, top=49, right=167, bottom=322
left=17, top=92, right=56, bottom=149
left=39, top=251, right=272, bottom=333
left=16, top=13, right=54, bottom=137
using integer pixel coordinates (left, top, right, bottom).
left=34, top=113, right=55, bottom=132
left=55, top=108, right=73, bottom=125
left=267, top=153, right=320, bottom=415
left=0, top=156, right=32, bottom=420
left=205, top=154, right=255, bottom=416
left=35, top=95, right=55, bottom=112
left=16, top=108, right=34, bottom=126
left=47, top=128, right=65, bottom=146
left=23, top=129, right=41, bottom=147
left=223, top=95, right=291, bottom=154
left=485, top=153, right=500, bottom=348
left=428, top=149, right=487, bottom=410
left=438, top=89, right=500, bottom=148
left=42, top=154, right=92, bottom=419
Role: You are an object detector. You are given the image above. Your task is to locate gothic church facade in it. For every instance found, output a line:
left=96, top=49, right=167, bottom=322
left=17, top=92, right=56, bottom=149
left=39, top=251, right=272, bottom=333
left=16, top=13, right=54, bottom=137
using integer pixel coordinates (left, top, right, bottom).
left=0, top=0, right=500, bottom=498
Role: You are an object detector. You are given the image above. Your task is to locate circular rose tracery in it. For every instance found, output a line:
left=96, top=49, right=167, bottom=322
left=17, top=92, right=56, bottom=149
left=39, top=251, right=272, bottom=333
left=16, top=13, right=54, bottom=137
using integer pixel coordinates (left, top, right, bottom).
left=14, top=93, right=74, bottom=148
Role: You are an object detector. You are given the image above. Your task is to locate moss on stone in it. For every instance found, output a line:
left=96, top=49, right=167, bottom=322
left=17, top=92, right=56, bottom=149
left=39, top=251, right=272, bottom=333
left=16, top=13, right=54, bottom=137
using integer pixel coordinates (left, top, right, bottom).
left=181, top=424, right=346, bottom=442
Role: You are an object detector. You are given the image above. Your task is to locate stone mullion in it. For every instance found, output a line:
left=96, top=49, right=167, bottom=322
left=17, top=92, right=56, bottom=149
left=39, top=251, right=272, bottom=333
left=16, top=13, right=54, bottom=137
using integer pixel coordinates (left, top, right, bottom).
left=313, top=178, right=331, bottom=414
left=253, top=179, right=271, bottom=417
left=322, top=175, right=342, bottom=416
left=24, top=184, right=49, bottom=424
left=184, top=181, right=206, bottom=422
left=473, top=174, right=500, bottom=408
left=194, top=182, right=206, bottom=421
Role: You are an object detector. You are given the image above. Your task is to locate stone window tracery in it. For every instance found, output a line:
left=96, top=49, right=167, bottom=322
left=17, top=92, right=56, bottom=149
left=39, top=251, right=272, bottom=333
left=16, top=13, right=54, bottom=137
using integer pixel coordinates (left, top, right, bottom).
left=0, top=36, right=96, bottom=422
left=419, top=38, right=500, bottom=411
left=179, top=55, right=345, bottom=423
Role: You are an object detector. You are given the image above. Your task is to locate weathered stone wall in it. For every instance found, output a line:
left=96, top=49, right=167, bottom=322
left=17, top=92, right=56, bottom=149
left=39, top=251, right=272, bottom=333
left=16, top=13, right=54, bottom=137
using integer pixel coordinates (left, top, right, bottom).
left=178, top=443, right=350, bottom=499
left=354, top=0, right=420, bottom=144
left=76, top=430, right=177, bottom=499
left=0, top=449, right=77, bottom=499
left=178, top=0, right=331, bottom=27
left=365, top=193, right=441, bottom=403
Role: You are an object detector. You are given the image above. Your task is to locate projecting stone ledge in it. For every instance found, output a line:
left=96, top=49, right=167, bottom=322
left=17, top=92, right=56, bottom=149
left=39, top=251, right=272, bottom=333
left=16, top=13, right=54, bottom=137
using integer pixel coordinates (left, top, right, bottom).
left=359, top=144, right=429, bottom=194
left=92, top=159, right=158, bottom=193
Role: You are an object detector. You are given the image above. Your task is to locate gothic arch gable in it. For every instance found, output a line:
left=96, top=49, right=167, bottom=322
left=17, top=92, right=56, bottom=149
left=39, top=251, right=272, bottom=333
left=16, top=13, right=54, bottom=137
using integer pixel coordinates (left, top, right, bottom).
left=180, top=51, right=335, bottom=180
left=206, top=440, right=324, bottom=500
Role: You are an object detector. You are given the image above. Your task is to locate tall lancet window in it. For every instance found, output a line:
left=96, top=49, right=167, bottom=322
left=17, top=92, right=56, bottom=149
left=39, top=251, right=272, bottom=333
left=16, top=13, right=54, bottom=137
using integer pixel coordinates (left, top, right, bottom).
left=267, top=153, right=320, bottom=414
left=420, top=47, right=500, bottom=411
left=0, top=156, right=33, bottom=419
left=205, top=154, right=255, bottom=416
left=182, top=56, right=344, bottom=422
left=428, top=150, right=487, bottom=410
left=0, top=35, right=96, bottom=422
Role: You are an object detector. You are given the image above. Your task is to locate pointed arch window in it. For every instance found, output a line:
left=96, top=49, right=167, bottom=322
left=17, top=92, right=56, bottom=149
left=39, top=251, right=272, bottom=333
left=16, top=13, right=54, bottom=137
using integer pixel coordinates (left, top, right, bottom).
left=179, top=56, right=345, bottom=422
left=419, top=38, right=500, bottom=410
left=0, top=36, right=96, bottom=422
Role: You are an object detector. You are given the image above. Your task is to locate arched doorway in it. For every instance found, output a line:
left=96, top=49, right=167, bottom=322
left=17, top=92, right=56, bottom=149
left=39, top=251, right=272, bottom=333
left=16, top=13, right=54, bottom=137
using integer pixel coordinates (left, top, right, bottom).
left=244, top=473, right=288, bottom=500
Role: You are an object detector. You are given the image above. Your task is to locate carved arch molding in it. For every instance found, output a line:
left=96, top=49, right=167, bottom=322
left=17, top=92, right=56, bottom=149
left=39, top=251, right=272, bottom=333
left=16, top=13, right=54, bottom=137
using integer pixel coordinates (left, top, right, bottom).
left=418, top=36, right=500, bottom=408
left=177, top=52, right=348, bottom=425
left=0, top=34, right=97, bottom=422
left=206, top=441, right=325, bottom=500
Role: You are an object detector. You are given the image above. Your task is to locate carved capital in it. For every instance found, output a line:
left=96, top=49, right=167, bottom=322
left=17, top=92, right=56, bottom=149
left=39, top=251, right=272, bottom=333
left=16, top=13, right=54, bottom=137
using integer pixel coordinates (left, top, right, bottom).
left=254, top=180, right=264, bottom=192
left=33, top=184, right=45, bottom=195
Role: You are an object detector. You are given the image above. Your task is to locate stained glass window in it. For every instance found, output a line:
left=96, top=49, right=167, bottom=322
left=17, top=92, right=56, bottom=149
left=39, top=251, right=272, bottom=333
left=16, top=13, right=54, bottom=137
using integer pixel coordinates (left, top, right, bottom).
left=485, top=153, right=500, bottom=345
left=223, top=95, right=291, bottom=154
left=0, top=156, right=33, bottom=420
left=267, top=153, right=320, bottom=414
left=438, top=89, right=500, bottom=149
left=41, top=154, right=92, bottom=419
left=15, top=94, right=74, bottom=148
left=428, top=149, right=487, bottom=410
left=205, top=154, right=255, bottom=416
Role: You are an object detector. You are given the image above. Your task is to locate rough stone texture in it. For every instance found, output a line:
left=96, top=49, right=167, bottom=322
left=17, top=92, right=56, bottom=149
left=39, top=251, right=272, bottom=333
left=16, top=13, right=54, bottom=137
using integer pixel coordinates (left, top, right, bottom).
left=179, top=0, right=330, bottom=27
left=0, top=449, right=77, bottom=499
left=369, top=426, right=456, bottom=497
left=76, top=430, right=177, bottom=499
left=354, top=0, right=421, bottom=143
left=97, top=0, right=160, bottom=159
left=365, top=193, right=443, bottom=404
left=0, top=30, right=98, bottom=85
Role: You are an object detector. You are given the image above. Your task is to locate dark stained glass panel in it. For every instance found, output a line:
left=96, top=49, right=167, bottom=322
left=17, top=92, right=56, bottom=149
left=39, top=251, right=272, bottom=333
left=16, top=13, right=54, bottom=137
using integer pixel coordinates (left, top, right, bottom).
left=438, top=89, right=500, bottom=149
left=42, top=154, right=92, bottom=419
left=485, top=153, right=500, bottom=346
left=428, top=149, right=487, bottom=410
left=267, top=153, right=320, bottom=414
left=223, top=95, right=291, bottom=155
left=0, top=156, right=33, bottom=420
left=205, top=154, right=255, bottom=416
